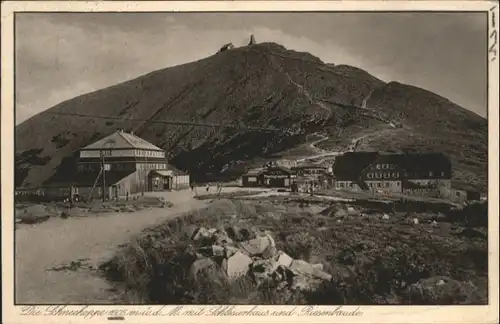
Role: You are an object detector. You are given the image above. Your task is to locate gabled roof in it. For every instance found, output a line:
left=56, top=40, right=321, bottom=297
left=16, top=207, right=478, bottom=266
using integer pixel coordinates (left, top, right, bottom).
left=334, top=152, right=452, bottom=181
left=333, top=152, right=379, bottom=181
left=371, top=153, right=451, bottom=174
left=265, top=166, right=294, bottom=174
left=244, top=168, right=265, bottom=176
left=82, top=131, right=163, bottom=151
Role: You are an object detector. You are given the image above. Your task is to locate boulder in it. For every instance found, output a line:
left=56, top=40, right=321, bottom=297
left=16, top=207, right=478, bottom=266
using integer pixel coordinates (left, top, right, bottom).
left=407, top=276, right=480, bottom=304
left=224, top=245, right=240, bottom=258
left=212, top=229, right=233, bottom=245
left=346, top=206, right=360, bottom=216
left=238, top=233, right=275, bottom=256
left=225, top=225, right=258, bottom=242
left=225, top=251, right=253, bottom=280
left=276, top=251, right=294, bottom=268
left=289, top=259, right=332, bottom=281
left=261, top=245, right=278, bottom=259
left=192, top=227, right=212, bottom=241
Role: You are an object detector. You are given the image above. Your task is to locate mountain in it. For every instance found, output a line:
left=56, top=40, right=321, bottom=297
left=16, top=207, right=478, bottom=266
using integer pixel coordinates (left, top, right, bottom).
left=15, top=42, right=487, bottom=191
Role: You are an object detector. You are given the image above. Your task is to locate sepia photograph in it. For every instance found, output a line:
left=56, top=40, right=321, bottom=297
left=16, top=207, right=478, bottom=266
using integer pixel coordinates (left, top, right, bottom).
left=3, top=1, right=497, bottom=317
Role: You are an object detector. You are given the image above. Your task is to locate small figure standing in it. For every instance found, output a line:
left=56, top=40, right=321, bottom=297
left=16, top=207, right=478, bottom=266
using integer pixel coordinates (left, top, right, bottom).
left=190, top=183, right=194, bottom=191
left=206, top=183, right=210, bottom=192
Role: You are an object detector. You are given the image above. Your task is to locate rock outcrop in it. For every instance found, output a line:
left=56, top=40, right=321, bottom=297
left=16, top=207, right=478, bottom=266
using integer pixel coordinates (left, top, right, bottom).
left=176, top=225, right=333, bottom=293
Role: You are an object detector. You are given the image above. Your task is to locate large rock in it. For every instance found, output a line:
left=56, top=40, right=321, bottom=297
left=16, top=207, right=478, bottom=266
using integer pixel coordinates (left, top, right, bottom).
left=289, top=259, right=332, bottom=281
left=212, top=229, right=233, bottom=245
left=407, top=276, right=480, bottom=304
left=225, top=225, right=258, bottom=242
left=224, top=251, right=253, bottom=280
left=192, top=227, right=212, bottom=242
left=276, top=251, right=294, bottom=268
left=238, top=233, right=275, bottom=256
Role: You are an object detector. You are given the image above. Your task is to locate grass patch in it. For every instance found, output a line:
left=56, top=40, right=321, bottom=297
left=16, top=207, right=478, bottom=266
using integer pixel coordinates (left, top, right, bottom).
left=102, top=198, right=488, bottom=305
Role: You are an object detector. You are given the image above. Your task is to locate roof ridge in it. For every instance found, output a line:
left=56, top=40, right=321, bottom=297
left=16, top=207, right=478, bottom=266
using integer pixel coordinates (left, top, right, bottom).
left=118, top=131, right=136, bottom=148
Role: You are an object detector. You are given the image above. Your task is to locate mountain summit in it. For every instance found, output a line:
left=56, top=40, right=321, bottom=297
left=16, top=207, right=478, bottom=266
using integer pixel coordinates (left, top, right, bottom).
left=15, top=42, right=487, bottom=191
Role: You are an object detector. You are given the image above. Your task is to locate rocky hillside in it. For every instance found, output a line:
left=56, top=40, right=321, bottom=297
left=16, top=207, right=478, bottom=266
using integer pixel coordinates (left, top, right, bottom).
left=15, top=42, right=487, bottom=191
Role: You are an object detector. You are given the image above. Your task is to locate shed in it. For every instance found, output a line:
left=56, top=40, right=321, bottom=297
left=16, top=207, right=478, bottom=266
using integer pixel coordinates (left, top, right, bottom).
left=242, top=168, right=264, bottom=187
left=149, top=166, right=190, bottom=191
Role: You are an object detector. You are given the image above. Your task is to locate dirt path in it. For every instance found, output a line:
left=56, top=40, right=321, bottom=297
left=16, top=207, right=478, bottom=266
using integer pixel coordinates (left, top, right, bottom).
left=15, top=187, right=245, bottom=304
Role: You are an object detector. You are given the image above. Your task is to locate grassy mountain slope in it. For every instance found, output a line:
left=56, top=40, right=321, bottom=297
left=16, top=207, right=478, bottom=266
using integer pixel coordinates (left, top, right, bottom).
left=15, top=42, right=487, bottom=191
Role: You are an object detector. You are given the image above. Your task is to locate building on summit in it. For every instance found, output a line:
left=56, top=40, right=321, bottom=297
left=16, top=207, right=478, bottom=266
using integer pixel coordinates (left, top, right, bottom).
left=332, top=152, right=452, bottom=198
left=43, top=130, right=189, bottom=200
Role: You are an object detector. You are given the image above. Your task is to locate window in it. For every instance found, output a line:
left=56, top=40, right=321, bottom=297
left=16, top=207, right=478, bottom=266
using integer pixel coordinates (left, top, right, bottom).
left=397, top=181, right=400, bottom=186
left=349, top=183, right=353, bottom=188
left=377, top=183, right=381, bottom=188
left=441, top=171, right=445, bottom=177
left=376, top=164, right=381, bottom=169
left=429, top=171, right=433, bottom=177
left=369, top=183, right=373, bottom=188
left=339, top=183, right=344, bottom=188
left=385, top=183, right=390, bottom=187
left=456, top=192, right=460, bottom=197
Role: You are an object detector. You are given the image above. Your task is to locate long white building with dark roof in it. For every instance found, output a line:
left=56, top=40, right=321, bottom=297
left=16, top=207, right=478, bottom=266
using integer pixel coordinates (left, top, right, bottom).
left=44, top=130, right=190, bottom=199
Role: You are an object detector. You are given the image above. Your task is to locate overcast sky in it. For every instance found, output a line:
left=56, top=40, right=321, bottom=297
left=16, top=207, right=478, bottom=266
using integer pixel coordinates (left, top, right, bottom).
left=15, top=12, right=488, bottom=124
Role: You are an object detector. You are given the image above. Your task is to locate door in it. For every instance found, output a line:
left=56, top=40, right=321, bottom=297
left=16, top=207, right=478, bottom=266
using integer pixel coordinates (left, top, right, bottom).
left=164, top=177, right=170, bottom=190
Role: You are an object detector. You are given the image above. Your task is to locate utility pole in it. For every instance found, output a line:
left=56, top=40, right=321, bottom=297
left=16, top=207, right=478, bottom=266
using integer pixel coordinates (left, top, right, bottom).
left=101, top=152, right=106, bottom=202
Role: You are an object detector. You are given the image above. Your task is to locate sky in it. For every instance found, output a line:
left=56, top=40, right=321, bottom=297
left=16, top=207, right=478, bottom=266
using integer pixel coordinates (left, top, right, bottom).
left=15, top=12, right=488, bottom=124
